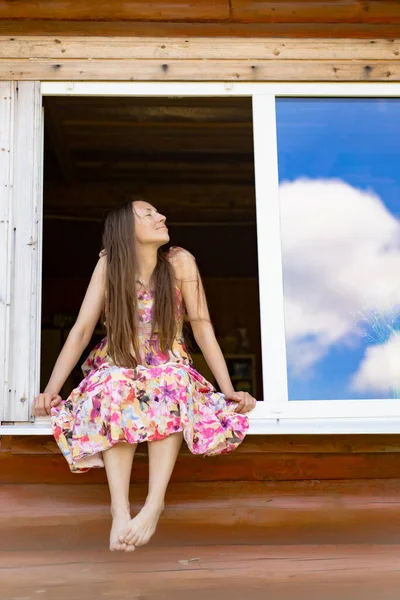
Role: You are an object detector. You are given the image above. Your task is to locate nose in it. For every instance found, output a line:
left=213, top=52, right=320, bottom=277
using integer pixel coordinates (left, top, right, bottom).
left=158, top=214, right=167, bottom=226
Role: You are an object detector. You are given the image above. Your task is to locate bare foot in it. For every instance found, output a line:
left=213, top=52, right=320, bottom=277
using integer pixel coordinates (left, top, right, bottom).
left=119, top=502, right=165, bottom=547
left=110, top=511, right=134, bottom=552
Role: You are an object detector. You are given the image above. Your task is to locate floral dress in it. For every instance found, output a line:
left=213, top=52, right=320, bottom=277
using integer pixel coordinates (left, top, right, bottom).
left=50, top=255, right=250, bottom=473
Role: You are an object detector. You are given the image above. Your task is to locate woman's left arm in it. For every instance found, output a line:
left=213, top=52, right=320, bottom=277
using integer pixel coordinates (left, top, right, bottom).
left=170, top=247, right=256, bottom=415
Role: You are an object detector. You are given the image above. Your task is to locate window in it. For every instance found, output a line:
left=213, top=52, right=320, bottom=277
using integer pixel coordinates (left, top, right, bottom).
left=3, top=82, right=400, bottom=434
left=252, top=86, right=400, bottom=427
left=277, top=98, right=400, bottom=404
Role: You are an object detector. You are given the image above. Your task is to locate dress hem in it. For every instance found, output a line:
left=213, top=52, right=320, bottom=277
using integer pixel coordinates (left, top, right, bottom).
left=51, top=418, right=249, bottom=474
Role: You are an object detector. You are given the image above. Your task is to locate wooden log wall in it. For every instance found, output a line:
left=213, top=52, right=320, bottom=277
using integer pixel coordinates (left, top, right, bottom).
left=1, top=2, right=399, bottom=483
left=0, top=0, right=399, bottom=38
left=0, top=37, right=399, bottom=80
left=3, top=434, right=400, bottom=484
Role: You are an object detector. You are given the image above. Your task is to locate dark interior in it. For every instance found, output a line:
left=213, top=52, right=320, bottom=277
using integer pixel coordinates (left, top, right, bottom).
left=40, top=96, right=262, bottom=399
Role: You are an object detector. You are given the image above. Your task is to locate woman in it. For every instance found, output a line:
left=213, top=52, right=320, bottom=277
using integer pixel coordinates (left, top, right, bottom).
left=33, top=198, right=256, bottom=552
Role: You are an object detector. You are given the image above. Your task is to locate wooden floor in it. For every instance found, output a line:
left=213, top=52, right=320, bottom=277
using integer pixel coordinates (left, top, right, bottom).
left=2, top=544, right=400, bottom=600
left=2, top=480, right=400, bottom=600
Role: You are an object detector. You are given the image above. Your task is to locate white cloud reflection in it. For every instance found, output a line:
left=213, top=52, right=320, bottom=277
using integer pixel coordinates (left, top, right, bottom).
left=350, top=332, right=400, bottom=394
left=280, top=178, right=400, bottom=391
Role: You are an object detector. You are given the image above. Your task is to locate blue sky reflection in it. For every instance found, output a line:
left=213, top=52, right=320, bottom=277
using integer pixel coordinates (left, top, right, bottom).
left=276, top=98, right=400, bottom=400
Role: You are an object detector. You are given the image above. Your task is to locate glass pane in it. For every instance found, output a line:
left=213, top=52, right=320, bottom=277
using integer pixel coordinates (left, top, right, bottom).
left=276, top=98, right=400, bottom=400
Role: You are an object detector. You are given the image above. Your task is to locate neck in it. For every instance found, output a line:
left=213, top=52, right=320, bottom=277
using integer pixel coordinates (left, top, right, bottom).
left=134, top=244, right=158, bottom=285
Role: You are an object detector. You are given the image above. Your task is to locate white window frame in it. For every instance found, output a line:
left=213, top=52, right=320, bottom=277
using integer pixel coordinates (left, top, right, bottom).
left=3, top=80, right=400, bottom=436
left=0, top=82, right=44, bottom=428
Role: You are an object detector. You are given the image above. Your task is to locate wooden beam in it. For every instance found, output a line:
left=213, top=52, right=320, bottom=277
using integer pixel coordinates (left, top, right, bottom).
left=44, top=100, right=77, bottom=182
left=4, top=481, right=400, bottom=554
left=231, top=0, right=400, bottom=24
left=73, top=161, right=254, bottom=185
left=5, top=446, right=400, bottom=483
left=0, top=21, right=399, bottom=38
left=0, top=0, right=398, bottom=24
left=1, top=58, right=400, bottom=81
left=9, top=433, right=400, bottom=455
left=1, top=37, right=399, bottom=61
left=69, top=137, right=253, bottom=155
left=0, top=0, right=230, bottom=21
left=44, top=182, right=256, bottom=211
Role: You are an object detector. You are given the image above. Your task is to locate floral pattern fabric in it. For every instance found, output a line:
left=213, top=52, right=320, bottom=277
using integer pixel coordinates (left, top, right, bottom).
left=51, top=264, right=250, bottom=473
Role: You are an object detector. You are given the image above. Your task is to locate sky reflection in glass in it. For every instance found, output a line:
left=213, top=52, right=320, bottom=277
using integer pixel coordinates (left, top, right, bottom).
left=276, top=98, right=400, bottom=400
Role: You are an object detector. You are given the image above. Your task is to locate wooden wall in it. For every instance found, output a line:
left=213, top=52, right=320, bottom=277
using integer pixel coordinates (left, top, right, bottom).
left=3, top=433, right=400, bottom=484
left=0, top=37, right=399, bottom=80
left=0, top=1, right=399, bottom=81
left=1, top=2, right=400, bottom=479
left=0, top=0, right=399, bottom=38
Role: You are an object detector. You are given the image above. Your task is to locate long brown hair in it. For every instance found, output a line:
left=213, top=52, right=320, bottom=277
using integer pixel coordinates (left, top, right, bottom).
left=101, top=199, right=179, bottom=368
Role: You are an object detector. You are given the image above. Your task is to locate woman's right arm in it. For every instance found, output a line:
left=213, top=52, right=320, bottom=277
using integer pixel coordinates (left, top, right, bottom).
left=33, top=255, right=106, bottom=416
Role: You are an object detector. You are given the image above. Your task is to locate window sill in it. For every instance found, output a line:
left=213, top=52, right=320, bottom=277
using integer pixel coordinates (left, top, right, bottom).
left=2, top=416, right=400, bottom=435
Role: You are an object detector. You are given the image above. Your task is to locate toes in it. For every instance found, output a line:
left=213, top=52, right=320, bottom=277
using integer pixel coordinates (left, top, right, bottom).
left=131, top=533, right=141, bottom=546
left=136, top=534, right=148, bottom=547
left=125, top=544, right=136, bottom=552
left=124, top=529, right=141, bottom=546
left=122, top=531, right=135, bottom=545
left=110, top=542, right=127, bottom=552
left=120, top=528, right=133, bottom=543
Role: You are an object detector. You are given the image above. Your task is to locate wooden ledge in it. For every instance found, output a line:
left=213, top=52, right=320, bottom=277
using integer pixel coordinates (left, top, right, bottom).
left=4, top=434, right=400, bottom=483
left=2, top=480, right=400, bottom=549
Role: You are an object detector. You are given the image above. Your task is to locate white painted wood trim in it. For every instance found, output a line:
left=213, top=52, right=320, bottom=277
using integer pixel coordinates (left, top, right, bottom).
left=3, top=82, right=43, bottom=421
left=0, top=82, right=13, bottom=421
left=252, top=94, right=288, bottom=416
left=4, top=414, right=400, bottom=435
left=41, top=81, right=400, bottom=98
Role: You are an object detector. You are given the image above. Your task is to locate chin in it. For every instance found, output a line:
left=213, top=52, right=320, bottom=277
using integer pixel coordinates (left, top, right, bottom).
left=155, top=231, right=170, bottom=244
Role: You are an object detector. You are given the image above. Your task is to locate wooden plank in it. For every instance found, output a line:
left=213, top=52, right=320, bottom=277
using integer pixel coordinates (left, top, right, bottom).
left=44, top=182, right=256, bottom=211
left=4, top=450, right=400, bottom=483
left=0, top=20, right=400, bottom=38
left=69, top=137, right=253, bottom=155
left=4, top=479, right=400, bottom=506
left=0, top=82, right=12, bottom=423
left=8, top=434, right=400, bottom=455
left=1, top=59, right=400, bottom=81
left=3, top=545, right=400, bottom=572
left=0, top=435, right=12, bottom=451
left=232, top=0, right=400, bottom=23
left=2, top=544, right=400, bottom=599
left=1, top=37, right=400, bottom=60
left=0, top=0, right=399, bottom=24
left=3, top=481, right=400, bottom=549
left=5, top=82, right=43, bottom=421
left=0, top=0, right=230, bottom=21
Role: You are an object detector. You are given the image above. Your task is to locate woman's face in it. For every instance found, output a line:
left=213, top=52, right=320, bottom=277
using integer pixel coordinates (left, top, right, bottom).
left=132, top=201, right=169, bottom=245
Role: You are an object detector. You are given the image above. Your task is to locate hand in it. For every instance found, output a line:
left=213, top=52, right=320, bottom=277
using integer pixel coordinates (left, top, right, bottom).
left=223, top=390, right=257, bottom=414
left=32, top=392, right=62, bottom=417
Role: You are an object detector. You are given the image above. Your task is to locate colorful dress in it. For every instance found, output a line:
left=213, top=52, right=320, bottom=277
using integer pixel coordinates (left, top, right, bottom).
left=50, top=258, right=250, bottom=473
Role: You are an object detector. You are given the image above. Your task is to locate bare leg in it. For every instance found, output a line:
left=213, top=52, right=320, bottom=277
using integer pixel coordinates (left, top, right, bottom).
left=120, top=431, right=184, bottom=547
left=103, top=441, right=138, bottom=552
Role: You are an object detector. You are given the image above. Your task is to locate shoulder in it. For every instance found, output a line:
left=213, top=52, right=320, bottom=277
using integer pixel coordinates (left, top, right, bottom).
left=167, top=246, right=197, bottom=277
left=167, top=245, right=196, bottom=262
